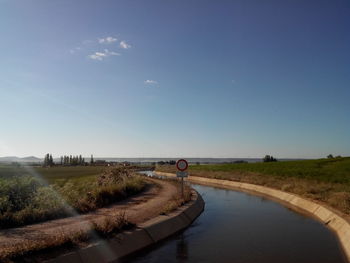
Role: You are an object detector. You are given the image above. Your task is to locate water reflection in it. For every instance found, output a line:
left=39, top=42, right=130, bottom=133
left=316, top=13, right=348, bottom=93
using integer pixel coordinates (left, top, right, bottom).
left=176, top=234, right=188, bottom=262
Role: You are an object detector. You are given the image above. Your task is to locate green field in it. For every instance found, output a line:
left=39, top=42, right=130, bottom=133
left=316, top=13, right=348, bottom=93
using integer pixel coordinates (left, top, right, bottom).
left=0, top=165, right=105, bottom=184
left=158, top=157, right=350, bottom=185
left=190, top=157, right=350, bottom=185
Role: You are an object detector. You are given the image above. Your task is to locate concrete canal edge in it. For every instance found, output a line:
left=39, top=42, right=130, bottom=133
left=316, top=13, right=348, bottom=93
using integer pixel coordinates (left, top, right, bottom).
left=155, top=171, right=350, bottom=262
left=46, top=190, right=204, bottom=263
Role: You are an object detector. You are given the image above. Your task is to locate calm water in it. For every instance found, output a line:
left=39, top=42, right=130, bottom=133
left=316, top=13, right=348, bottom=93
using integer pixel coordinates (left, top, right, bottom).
left=123, top=182, right=346, bottom=263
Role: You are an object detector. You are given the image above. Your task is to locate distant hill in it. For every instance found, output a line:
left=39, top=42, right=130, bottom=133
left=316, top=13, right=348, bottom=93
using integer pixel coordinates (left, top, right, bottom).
left=0, top=156, right=42, bottom=163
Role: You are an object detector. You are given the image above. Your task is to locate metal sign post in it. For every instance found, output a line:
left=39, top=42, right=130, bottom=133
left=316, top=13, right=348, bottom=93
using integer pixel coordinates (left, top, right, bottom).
left=176, top=159, right=188, bottom=199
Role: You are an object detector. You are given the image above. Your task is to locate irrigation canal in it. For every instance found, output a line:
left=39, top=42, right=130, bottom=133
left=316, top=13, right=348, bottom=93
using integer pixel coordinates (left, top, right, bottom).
left=125, top=172, right=346, bottom=263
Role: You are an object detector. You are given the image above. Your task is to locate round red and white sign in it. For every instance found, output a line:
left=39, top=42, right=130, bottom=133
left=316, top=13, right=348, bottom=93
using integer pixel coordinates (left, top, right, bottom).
left=176, top=159, right=188, bottom=171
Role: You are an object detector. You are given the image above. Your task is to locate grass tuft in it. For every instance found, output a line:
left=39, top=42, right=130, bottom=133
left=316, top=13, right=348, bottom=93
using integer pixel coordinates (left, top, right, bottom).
left=92, top=211, right=134, bottom=237
left=160, top=182, right=192, bottom=215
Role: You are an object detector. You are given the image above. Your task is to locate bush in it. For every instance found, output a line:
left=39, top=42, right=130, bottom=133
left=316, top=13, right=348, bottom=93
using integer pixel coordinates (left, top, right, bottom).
left=97, top=167, right=131, bottom=186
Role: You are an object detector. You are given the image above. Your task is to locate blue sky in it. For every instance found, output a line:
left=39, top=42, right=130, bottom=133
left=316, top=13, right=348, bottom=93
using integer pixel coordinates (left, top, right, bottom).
left=1, top=0, right=349, bottom=158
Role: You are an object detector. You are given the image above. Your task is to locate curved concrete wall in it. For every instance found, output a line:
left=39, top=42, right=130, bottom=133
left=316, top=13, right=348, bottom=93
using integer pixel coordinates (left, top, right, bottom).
left=155, top=171, right=350, bottom=262
left=46, top=190, right=204, bottom=263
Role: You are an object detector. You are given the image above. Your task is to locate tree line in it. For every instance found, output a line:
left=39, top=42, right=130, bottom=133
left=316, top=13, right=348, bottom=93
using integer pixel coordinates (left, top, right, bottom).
left=43, top=154, right=94, bottom=166
left=60, top=155, right=85, bottom=165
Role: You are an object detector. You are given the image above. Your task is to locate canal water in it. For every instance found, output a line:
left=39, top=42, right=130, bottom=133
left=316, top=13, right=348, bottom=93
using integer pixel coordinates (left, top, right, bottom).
left=125, top=175, right=346, bottom=263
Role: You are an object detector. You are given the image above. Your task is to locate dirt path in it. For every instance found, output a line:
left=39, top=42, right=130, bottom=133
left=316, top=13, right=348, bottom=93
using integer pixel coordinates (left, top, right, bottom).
left=0, top=177, right=177, bottom=256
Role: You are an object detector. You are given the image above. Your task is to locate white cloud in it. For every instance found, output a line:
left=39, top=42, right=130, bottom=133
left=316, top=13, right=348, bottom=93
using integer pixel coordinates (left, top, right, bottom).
left=69, top=47, right=82, bottom=54
left=88, top=49, right=120, bottom=61
left=144, top=80, right=158, bottom=85
left=98, top=37, right=117, bottom=44
left=120, top=40, right=131, bottom=49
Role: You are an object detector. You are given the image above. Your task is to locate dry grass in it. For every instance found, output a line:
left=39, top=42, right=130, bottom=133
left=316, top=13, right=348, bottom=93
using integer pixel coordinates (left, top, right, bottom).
left=0, top=229, right=89, bottom=262
left=0, top=212, right=133, bottom=262
left=92, top=211, right=134, bottom=237
left=160, top=181, right=192, bottom=215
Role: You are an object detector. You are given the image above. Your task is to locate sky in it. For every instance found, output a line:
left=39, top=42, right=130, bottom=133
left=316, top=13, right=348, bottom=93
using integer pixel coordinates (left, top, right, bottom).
left=0, top=0, right=349, bottom=159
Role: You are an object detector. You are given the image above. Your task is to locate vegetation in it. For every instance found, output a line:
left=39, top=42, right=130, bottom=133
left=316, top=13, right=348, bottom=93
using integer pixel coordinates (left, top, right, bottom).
left=263, top=155, right=277, bottom=162
left=60, top=154, right=86, bottom=166
left=160, top=181, right=192, bottom=215
left=0, top=165, right=104, bottom=179
left=157, top=157, right=350, bottom=215
left=1, top=212, right=133, bottom=262
left=43, top=153, right=54, bottom=166
left=0, top=166, right=146, bottom=228
left=91, top=211, right=134, bottom=237
left=157, top=160, right=176, bottom=165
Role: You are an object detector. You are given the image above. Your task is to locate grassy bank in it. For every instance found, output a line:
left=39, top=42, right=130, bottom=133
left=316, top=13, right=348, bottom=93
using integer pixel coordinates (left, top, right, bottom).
left=0, top=166, right=146, bottom=228
left=156, top=157, right=350, bottom=215
left=160, top=180, right=192, bottom=215
left=1, top=211, right=134, bottom=262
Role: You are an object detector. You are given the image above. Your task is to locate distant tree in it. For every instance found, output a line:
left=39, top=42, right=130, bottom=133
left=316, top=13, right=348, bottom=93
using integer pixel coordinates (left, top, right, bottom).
left=263, top=155, right=277, bottom=162
left=90, top=154, right=94, bottom=165
left=43, top=153, right=54, bottom=166
left=58, top=154, right=86, bottom=166
left=169, top=160, right=176, bottom=165
left=327, top=154, right=334, bottom=159
left=49, top=154, right=54, bottom=166
left=43, top=153, right=49, bottom=166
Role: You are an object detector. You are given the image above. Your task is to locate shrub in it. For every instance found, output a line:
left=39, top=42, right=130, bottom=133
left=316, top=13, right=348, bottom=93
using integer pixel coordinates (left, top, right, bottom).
left=97, top=167, right=131, bottom=186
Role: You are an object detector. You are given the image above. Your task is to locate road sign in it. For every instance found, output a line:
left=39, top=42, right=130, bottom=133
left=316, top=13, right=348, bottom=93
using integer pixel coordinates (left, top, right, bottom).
left=176, top=171, right=188, bottom=178
left=176, top=159, right=188, bottom=171
left=176, top=159, right=189, bottom=198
